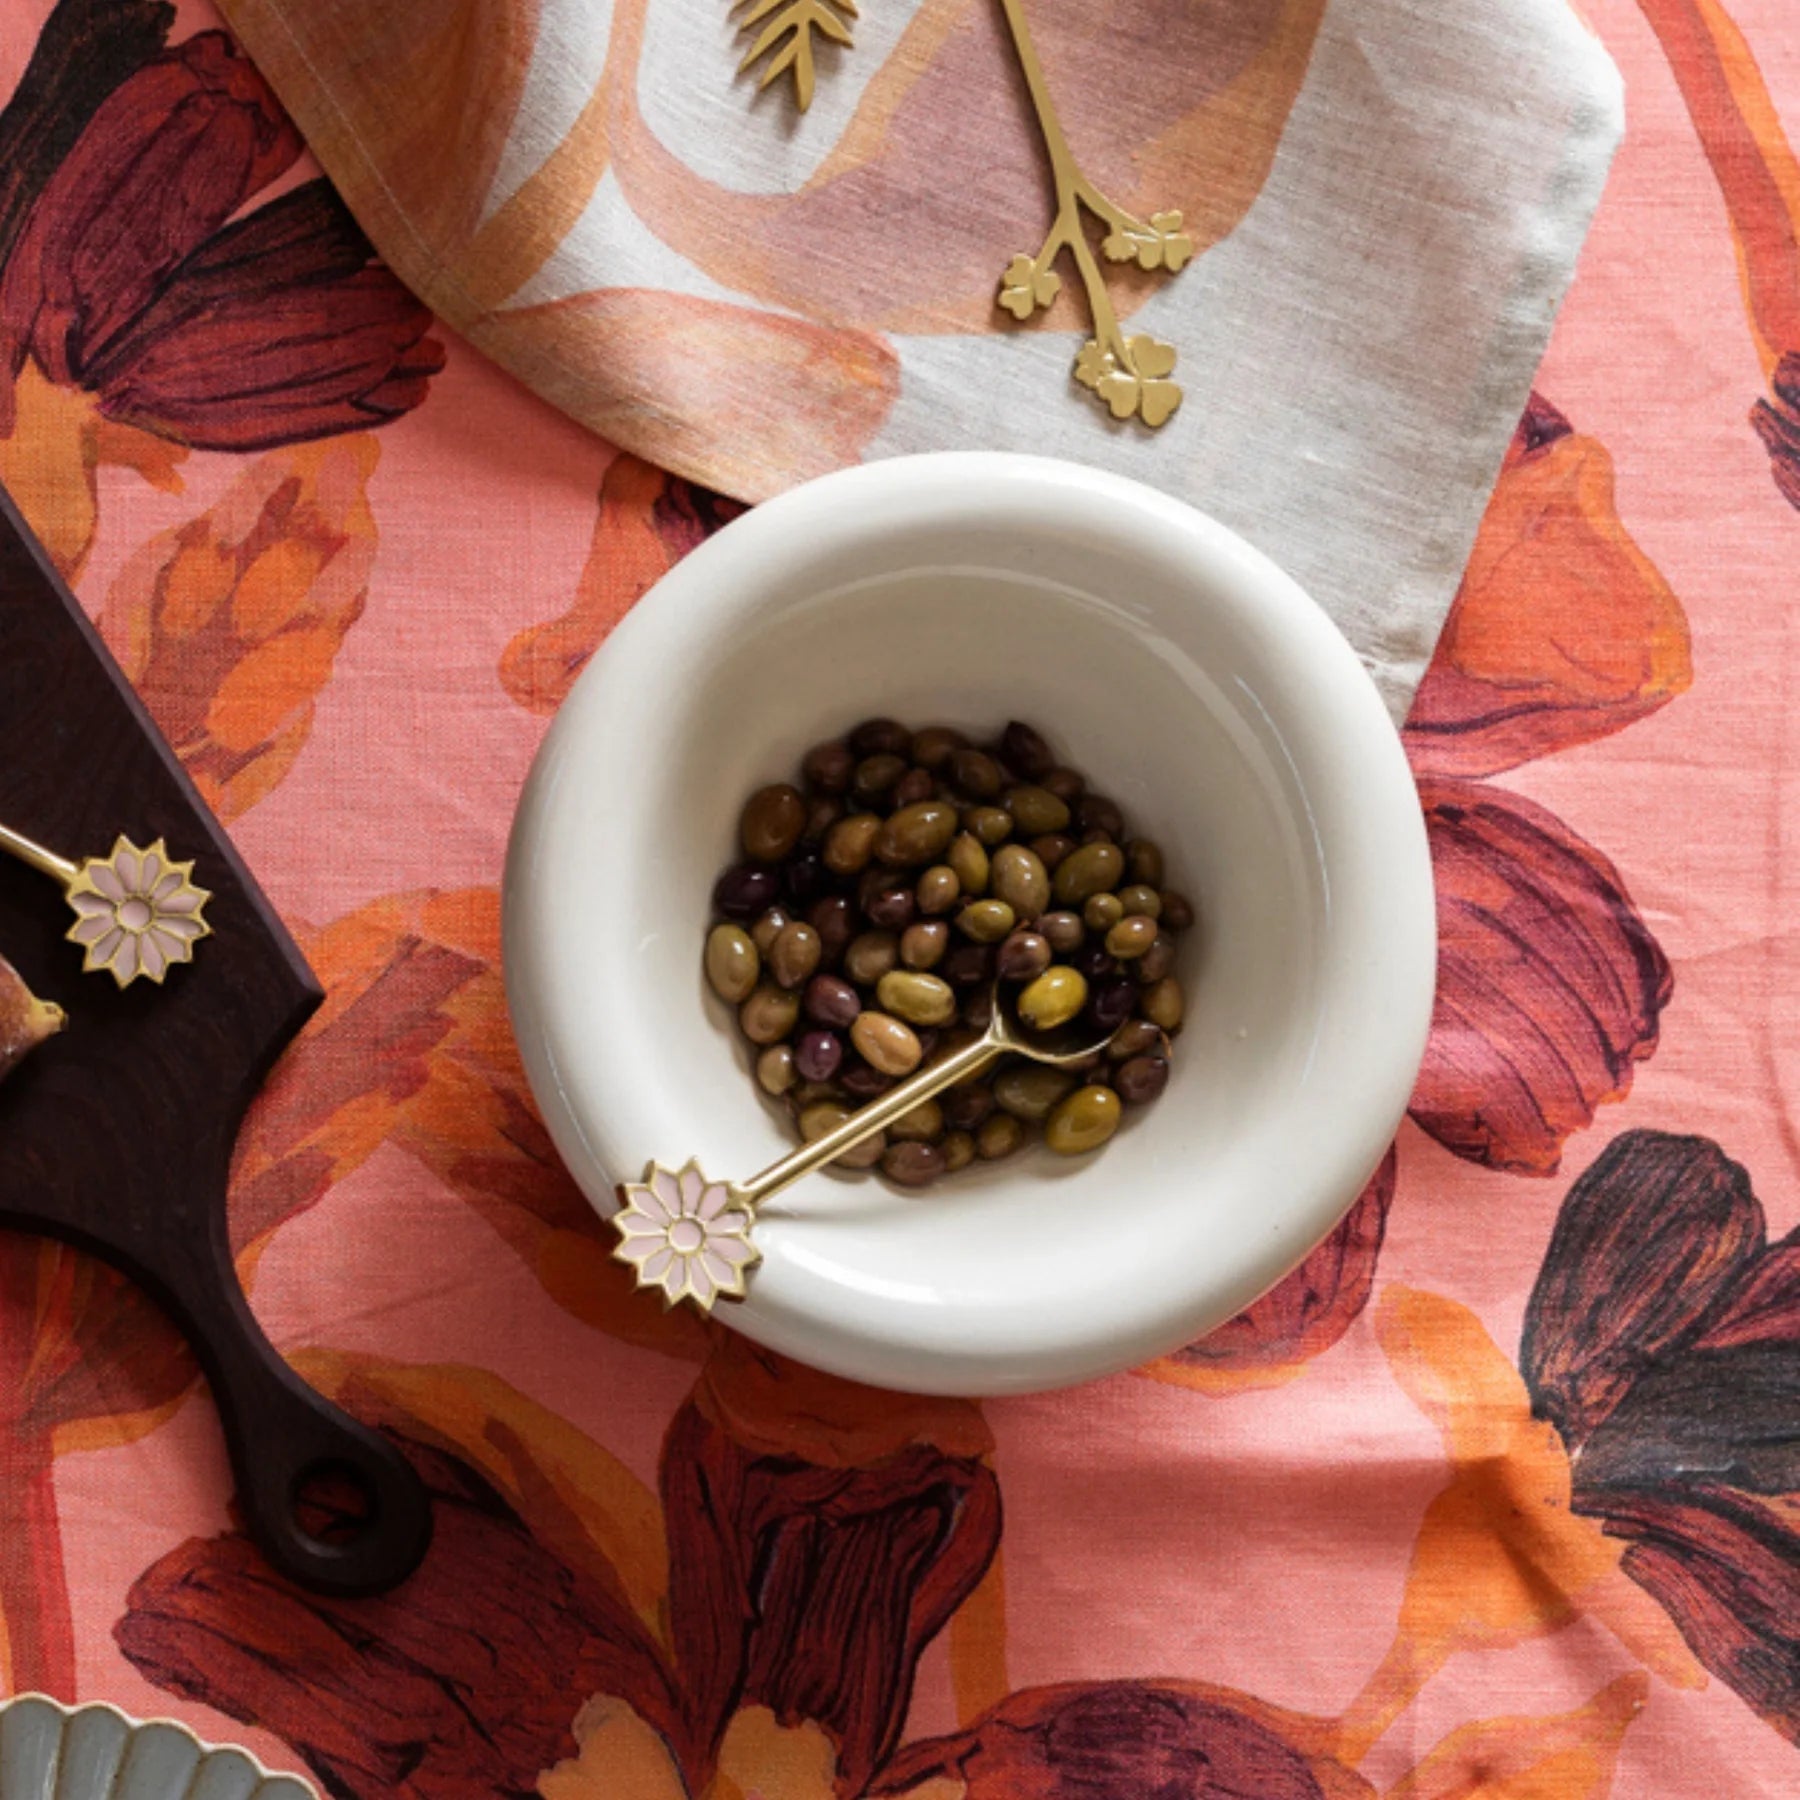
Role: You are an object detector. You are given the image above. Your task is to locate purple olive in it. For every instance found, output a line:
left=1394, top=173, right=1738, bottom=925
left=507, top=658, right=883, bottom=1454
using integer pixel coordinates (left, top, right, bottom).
left=795, top=1028, right=844, bottom=1082
left=714, top=862, right=780, bottom=921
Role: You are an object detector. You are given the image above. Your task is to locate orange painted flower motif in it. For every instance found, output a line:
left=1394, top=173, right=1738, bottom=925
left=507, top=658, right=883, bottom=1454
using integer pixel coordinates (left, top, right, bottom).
left=1637, top=0, right=1800, bottom=509
left=0, top=0, right=441, bottom=575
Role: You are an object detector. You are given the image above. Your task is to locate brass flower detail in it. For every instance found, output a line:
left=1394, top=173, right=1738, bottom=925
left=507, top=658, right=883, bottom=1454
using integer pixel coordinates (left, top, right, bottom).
left=64, top=837, right=211, bottom=987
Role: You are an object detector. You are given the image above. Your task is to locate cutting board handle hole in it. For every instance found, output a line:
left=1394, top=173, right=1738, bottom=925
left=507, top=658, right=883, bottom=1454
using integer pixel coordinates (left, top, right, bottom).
left=290, top=1458, right=378, bottom=1548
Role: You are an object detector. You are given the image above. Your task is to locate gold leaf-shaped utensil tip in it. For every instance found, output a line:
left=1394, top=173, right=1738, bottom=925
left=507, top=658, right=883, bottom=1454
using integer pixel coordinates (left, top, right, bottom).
left=735, top=0, right=856, bottom=111
left=0, top=953, right=64, bottom=1080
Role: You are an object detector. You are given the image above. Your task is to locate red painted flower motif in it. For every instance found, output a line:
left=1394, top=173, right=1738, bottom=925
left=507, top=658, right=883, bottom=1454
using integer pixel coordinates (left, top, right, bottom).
left=1521, top=1129, right=1800, bottom=1739
left=0, top=1, right=440, bottom=445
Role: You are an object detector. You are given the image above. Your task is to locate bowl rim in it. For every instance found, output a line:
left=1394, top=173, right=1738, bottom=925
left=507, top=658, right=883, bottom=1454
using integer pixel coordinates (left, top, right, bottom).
left=504, top=450, right=1435, bottom=1394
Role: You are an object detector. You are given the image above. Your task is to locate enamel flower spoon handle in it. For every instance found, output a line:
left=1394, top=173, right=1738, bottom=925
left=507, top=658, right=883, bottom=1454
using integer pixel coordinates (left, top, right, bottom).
left=613, top=988, right=1121, bottom=1315
left=0, top=821, right=210, bottom=987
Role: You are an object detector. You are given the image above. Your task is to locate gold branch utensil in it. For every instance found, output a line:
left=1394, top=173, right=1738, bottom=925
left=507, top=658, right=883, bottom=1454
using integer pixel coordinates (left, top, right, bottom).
left=613, top=986, right=1122, bottom=1315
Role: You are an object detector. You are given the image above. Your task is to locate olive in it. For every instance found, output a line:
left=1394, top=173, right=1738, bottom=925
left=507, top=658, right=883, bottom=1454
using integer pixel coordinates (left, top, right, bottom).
left=1000, top=720, right=1054, bottom=779
left=1126, top=839, right=1165, bottom=886
left=799, top=1101, right=883, bottom=1168
left=1118, top=884, right=1162, bottom=920
left=990, top=845, right=1050, bottom=918
left=1040, top=766, right=1085, bottom=801
left=1017, top=966, right=1088, bottom=1030
left=751, top=907, right=792, bottom=954
left=1004, top=785, right=1071, bottom=837
left=941, top=942, right=993, bottom=987
left=851, top=1010, right=923, bottom=1076
left=942, top=1081, right=995, bottom=1130
left=995, top=929, right=1052, bottom=982
left=876, top=969, right=957, bottom=1027
left=1083, top=892, right=1125, bottom=931
left=892, top=767, right=935, bottom=807
left=916, top=865, right=961, bottom=916
left=911, top=726, right=967, bottom=769
left=804, top=972, right=862, bottom=1027
left=824, top=812, right=883, bottom=874
left=1135, top=934, right=1176, bottom=983
left=994, top=1064, right=1078, bottom=1122
left=1076, top=794, right=1124, bottom=837
left=1070, top=943, right=1117, bottom=981
left=1140, top=976, right=1186, bottom=1031
left=1086, top=974, right=1137, bottom=1033
left=1038, top=911, right=1084, bottom=954
left=889, top=1098, right=945, bottom=1142
left=1045, top=1085, right=1121, bottom=1154
left=962, top=986, right=995, bottom=1029
left=803, top=795, right=843, bottom=843
left=783, top=848, right=826, bottom=906
left=875, top=800, right=959, bottom=865
left=900, top=920, right=950, bottom=970
left=741, top=783, right=806, bottom=861
left=1053, top=841, right=1125, bottom=905
left=769, top=921, right=823, bottom=988
left=1160, top=891, right=1196, bottom=931
left=865, top=883, right=917, bottom=931
left=795, top=1028, right=844, bottom=1082
left=844, top=931, right=900, bottom=985
left=883, top=1141, right=946, bottom=1187
left=714, top=863, right=779, bottom=921
left=704, top=923, right=759, bottom=1003
left=942, top=1130, right=977, bottom=1173
left=1108, top=1018, right=1169, bottom=1062
left=802, top=739, right=853, bottom=793
left=739, top=983, right=799, bottom=1044
left=950, top=748, right=1004, bottom=799
left=963, top=805, right=1015, bottom=847
left=947, top=832, right=990, bottom=897
left=756, top=1043, right=797, bottom=1095
left=957, top=899, right=1017, bottom=943
left=1115, top=1055, right=1170, bottom=1104
left=1030, top=833, right=1076, bottom=871
left=977, top=1112, right=1025, bottom=1159
left=852, top=752, right=908, bottom=803
left=808, top=895, right=856, bottom=962
left=840, top=1059, right=896, bottom=1099
left=850, top=717, right=911, bottom=756
left=1105, top=915, right=1160, bottom=961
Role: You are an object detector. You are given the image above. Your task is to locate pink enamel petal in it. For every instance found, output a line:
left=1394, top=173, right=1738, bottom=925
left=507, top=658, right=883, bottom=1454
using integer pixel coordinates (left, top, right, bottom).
left=152, top=870, right=183, bottom=902
left=637, top=1247, right=674, bottom=1288
left=114, top=847, right=143, bottom=892
left=684, top=1257, right=717, bottom=1308
left=154, top=915, right=205, bottom=943
left=696, top=1183, right=733, bottom=1221
left=137, top=933, right=168, bottom=982
left=707, top=1234, right=757, bottom=1268
left=88, top=863, right=126, bottom=903
left=112, top=933, right=140, bottom=983
left=69, top=891, right=115, bottom=919
left=137, top=851, right=164, bottom=892
left=151, top=925, right=196, bottom=967
left=157, top=888, right=204, bottom=914
left=615, top=1230, right=669, bottom=1265
left=649, top=1166, right=684, bottom=1216
left=87, top=926, right=124, bottom=968
left=678, top=1166, right=706, bottom=1215
left=70, top=913, right=117, bottom=946
left=615, top=1206, right=669, bottom=1240
left=699, top=1247, right=744, bottom=1293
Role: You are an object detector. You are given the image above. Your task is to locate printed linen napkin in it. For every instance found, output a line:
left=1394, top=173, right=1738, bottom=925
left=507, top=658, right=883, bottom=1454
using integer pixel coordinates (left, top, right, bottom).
left=215, top=0, right=1622, bottom=720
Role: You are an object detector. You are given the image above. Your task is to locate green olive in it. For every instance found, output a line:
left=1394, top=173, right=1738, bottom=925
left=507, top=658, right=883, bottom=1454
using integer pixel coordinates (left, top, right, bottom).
left=704, top=923, right=759, bottom=1003
left=990, top=845, right=1050, bottom=918
left=1083, top=892, right=1125, bottom=931
left=875, top=800, right=959, bottom=866
left=799, top=1100, right=883, bottom=1168
left=946, top=833, right=990, bottom=897
left=876, top=969, right=958, bottom=1028
left=976, top=1112, right=1025, bottom=1159
left=957, top=899, right=1017, bottom=943
left=1105, top=915, right=1160, bottom=961
left=1045, top=1084, right=1122, bottom=1154
left=1003, top=784, right=1072, bottom=837
left=889, top=1098, right=946, bottom=1142
left=851, top=1010, right=924, bottom=1076
left=1053, top=841, right=1125, bottom=905
left=1017, top=966, right=1088, bottom=1030
left=994, top=1064, right=1078, bottom=1123
left=1140, top=976, right=1185, bottom=1032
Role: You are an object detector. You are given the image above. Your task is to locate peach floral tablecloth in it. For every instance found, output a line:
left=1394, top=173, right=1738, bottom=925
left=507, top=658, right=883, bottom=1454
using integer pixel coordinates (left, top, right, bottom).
left=0, top=0, right=1798, bottom=1795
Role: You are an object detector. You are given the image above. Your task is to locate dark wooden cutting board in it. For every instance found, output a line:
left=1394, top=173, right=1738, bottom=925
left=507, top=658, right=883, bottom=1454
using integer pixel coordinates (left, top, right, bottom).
left=0, top=482, right=430, bottom=1595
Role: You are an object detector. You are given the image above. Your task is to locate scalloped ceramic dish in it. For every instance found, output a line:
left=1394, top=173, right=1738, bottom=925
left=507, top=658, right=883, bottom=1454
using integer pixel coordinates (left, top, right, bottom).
left=505, top=452, right=1436, bottom=1395
left=0, top=1696, right=316, bottom=1800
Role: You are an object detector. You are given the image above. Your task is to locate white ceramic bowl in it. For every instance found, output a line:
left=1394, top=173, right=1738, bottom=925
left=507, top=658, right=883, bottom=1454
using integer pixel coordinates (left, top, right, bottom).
left=504, top=453, right=1434, bottom=1394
